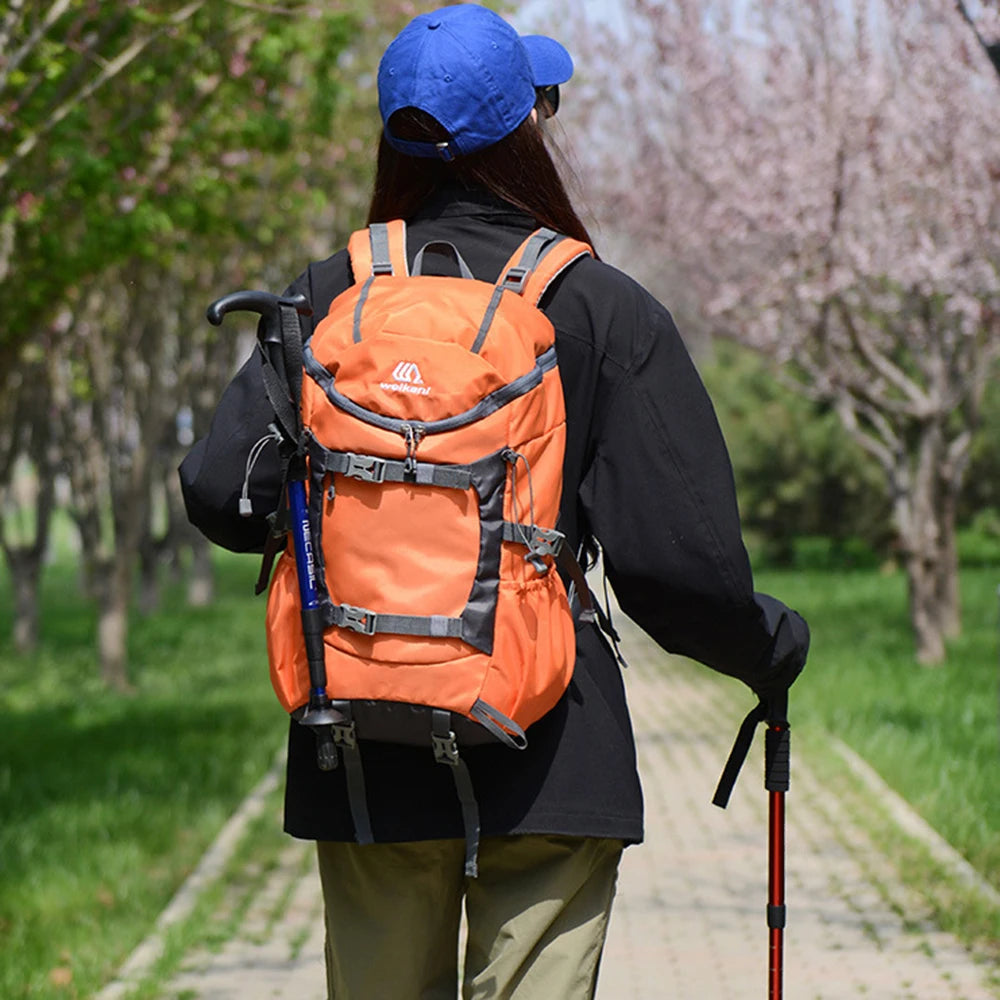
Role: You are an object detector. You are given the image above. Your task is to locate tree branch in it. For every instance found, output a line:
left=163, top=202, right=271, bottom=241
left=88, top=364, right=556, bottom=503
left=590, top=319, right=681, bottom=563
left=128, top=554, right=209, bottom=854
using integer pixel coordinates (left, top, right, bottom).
left=833, top=296, right=935, bottom=417
left=0, top=1, right=207, bottom=186
left=12, top=8, right=131, bottom=132
left=0, top=0, right=27, bottom=67
left=834, top=392, right=899, bottom=476
left=0, top=0, right=73, bottom=94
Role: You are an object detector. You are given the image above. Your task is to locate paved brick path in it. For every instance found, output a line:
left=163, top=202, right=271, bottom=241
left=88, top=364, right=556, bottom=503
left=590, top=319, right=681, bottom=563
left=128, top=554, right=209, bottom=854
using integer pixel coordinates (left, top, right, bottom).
left=596, top=618, right=998, bottom=999
left=156, top=618, right=998, bottom=999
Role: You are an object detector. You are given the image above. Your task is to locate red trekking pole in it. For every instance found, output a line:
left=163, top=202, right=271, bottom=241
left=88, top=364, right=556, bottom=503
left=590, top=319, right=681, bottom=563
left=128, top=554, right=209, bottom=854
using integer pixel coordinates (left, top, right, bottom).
left=714, top=690, right=791, bottom=1000
left=764, top=693, right=790, bottom=1000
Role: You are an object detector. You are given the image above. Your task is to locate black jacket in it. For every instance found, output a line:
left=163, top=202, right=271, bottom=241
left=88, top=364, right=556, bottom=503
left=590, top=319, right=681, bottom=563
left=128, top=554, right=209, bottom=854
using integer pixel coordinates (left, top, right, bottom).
left=179, top=187, right=809, bottom=845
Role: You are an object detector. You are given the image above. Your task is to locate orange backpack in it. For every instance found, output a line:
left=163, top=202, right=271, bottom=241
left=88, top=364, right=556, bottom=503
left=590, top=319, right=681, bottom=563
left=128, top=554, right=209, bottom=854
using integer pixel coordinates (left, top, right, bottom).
left=264, top=220, right=593, bottom=871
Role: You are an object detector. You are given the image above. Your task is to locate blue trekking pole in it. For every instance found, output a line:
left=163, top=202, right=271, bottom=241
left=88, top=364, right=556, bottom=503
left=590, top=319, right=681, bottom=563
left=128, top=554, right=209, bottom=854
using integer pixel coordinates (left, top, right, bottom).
left=207, top=291, right=341, bottom=770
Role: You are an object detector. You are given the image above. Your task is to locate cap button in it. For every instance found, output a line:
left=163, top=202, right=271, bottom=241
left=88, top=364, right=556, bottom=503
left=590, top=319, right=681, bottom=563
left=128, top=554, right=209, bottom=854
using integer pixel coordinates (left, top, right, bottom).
left=428, top=20, right=441, bottom=29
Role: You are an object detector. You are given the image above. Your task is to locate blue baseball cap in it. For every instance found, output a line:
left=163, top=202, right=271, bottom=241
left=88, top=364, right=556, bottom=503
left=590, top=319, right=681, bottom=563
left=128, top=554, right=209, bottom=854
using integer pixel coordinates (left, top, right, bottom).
left=378, top=4, right=574, bottom=160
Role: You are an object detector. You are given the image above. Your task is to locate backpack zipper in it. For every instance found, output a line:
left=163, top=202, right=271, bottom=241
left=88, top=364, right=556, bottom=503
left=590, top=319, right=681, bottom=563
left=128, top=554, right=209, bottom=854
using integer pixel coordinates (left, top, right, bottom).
left=304, top=345, right=557, bottom=437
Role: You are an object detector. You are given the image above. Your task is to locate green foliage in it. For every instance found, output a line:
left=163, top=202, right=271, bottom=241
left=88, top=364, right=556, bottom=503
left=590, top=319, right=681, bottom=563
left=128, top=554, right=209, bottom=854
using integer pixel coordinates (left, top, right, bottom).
left=0, top=552, right=285, bottom=1000
left=957, top=509, right=1000, bottom=568
left=0, top=1, right=389, bottom=364
left=786, top=534, right=881, bottom=571
left=701, top=342, right=893, bottom=566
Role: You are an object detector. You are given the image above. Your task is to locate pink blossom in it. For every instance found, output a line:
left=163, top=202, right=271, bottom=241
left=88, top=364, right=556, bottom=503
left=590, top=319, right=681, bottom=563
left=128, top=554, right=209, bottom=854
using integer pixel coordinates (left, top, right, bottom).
left=229, top=50, right=249, bottom=78
left=15, top=192, right=37, bottom=220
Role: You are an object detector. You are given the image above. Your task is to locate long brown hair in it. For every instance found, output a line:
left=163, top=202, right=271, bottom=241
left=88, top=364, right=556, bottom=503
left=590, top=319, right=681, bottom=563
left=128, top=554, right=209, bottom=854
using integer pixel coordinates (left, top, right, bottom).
left=367, top=108, right=595, bottom=249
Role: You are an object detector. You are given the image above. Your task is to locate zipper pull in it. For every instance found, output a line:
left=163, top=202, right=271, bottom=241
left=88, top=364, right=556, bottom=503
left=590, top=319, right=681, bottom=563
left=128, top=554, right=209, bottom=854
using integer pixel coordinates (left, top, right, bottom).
left=401, top=422, right=424, bottom=474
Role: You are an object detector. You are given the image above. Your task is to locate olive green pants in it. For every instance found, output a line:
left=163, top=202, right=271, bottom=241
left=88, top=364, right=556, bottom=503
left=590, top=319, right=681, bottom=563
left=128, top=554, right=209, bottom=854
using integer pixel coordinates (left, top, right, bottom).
left=316, top=834, right=623, bottom=1000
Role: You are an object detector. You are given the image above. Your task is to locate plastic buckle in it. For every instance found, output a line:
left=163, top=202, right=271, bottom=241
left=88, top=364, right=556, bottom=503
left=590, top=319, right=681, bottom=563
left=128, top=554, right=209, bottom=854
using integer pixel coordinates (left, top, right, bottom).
left=345, top=453, right=387, bottom=483
left=529, top=527, right=565, bottom=558
left=340, top=604, right=377, bottom=635
left=502, top=266, right=529, bottom=293
left=332, top=720, right=357, bottom=750
left=432, top=731, right=460, bottom=767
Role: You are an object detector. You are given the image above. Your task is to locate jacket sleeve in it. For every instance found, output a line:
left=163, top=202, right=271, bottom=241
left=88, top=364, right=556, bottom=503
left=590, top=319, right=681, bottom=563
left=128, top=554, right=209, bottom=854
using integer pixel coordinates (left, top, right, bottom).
left=579, top=290, right=808, bottom=699
left=178, top=347, right=281, bottom=554
left=178, top=271, right=317, bottom=554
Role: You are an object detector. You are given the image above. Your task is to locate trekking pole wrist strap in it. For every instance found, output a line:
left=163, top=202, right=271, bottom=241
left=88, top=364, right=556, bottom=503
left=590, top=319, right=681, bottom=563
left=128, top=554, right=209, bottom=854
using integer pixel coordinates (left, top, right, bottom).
left=712, top=701, right=768, bottom=809
left=713, top=701, right=792, bottom=807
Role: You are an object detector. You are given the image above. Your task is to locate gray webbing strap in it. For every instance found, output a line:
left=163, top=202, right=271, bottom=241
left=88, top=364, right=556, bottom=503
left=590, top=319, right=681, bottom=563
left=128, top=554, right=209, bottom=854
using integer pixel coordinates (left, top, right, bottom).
left=330, top=704, right=374, bottom=845
left=352, top=274, right=375, bottom=344
left=508, top=228, right=560, bottom=288
left=470, top=699, right=527, bottom=749
left=470, top=284, right=505, bottom=355
left=313, top=445, right=473, bottom=491
left=369, top=224, right=395, bottom=276
left=412, top=241, right=475, bottom=279
left=432, top=710, right=481, bottom=878
left=555, top=543, right=596, bottom=623
left=472, top=229, right=561, bottom=353
left=323, top=602, right=465, bottom=639
left=352, top=224, right=394, bottom=344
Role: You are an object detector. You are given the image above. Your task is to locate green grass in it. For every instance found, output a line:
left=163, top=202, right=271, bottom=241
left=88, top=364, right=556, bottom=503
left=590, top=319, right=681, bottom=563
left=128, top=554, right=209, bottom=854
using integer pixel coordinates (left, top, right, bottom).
left=755, top=565, right=1000, bottom=898
left=0, top=553, right=286, bottom=1000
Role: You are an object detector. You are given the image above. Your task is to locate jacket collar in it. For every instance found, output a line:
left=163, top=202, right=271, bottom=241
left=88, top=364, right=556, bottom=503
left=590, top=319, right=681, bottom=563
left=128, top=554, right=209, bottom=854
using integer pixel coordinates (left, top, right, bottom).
left=411, top=183, right=537, bottom=229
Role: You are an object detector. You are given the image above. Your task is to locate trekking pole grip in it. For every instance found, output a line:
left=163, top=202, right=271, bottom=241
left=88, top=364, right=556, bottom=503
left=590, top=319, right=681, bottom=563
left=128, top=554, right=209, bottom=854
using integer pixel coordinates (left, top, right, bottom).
left=205, top=290, right=311, bottom=327
left=764, top=724, right=790, bottom=793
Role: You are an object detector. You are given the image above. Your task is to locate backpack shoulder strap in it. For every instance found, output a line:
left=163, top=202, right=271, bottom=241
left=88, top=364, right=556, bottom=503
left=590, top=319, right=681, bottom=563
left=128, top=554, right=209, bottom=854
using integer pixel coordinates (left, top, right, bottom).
left=470, top=229, right=592, bottom=354
left=496, top=228, right=592, bottom=306
left=347, top=219, right=409, bottom=280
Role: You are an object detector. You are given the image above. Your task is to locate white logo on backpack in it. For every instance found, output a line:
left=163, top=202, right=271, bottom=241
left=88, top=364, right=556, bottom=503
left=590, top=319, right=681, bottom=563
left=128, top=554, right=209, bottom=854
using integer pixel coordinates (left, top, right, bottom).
left=391, top=361, right=424, bottom=384
left=382, top=361, right=431, bottom=396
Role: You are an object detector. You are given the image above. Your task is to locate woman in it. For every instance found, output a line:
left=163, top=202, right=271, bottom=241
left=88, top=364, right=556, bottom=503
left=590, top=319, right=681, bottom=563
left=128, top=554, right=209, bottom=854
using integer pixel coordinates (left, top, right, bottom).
left=180, top=5, right=809, bottom=998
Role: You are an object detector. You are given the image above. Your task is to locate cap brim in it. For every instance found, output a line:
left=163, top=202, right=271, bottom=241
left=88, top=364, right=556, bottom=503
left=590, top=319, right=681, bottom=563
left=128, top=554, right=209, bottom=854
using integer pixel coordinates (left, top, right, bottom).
left=521, top=35, right=573, bottom=87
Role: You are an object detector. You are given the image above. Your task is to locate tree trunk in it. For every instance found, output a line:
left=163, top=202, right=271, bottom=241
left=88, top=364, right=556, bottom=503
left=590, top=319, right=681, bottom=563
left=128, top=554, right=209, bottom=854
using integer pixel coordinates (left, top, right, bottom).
left=97, top=551, right=134, bottom=693
left=0, top=452, right=55, bottom=653
left=892, top=420, right=959, bottom=665
left=138, top=537, right=161, bottom=616
left=936, top=486, right=962, bottom=640
left=187, top=534, right=215, bottom=608
left=903, top=548, right=947, bottom=665
left=8, top=549, right=43, bottom=652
